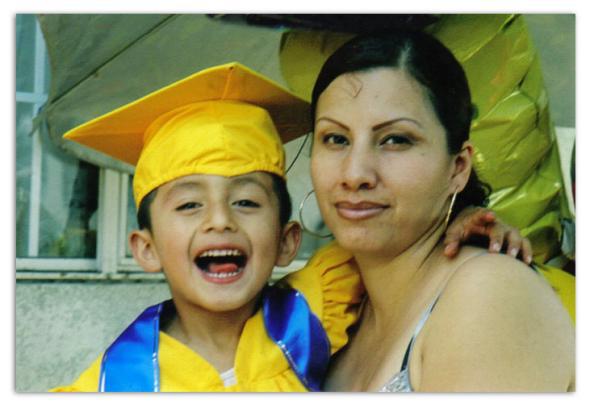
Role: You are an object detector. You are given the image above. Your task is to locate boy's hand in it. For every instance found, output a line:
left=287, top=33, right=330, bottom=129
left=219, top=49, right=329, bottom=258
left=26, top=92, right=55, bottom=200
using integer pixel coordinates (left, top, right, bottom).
left=443, top=207, right=533, bottom=264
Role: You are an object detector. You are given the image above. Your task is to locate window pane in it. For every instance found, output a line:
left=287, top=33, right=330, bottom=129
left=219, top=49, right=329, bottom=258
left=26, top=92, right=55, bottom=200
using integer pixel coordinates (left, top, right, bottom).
left=126, top=176, right=138, bottom=258
left=16, top=14, right=37, bottom=93
left=37, top=130, right=99, bottom=258
left=43, top=47, right=51, bottom=94
left=16, top=102, right=34, bottom=257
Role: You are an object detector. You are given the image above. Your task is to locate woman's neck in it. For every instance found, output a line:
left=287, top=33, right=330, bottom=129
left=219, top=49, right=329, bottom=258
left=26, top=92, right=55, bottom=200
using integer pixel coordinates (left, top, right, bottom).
left=353, top=220, right=448, bottom=325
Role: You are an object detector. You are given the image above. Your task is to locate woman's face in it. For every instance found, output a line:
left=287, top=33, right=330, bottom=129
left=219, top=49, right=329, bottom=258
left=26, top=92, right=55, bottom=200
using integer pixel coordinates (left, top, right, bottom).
left=311, top=67, right=468, bottom=258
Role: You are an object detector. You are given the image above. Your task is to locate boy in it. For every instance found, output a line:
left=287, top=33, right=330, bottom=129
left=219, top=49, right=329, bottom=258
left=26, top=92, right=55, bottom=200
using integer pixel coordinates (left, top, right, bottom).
left=51, top=62, right=362, bottom=392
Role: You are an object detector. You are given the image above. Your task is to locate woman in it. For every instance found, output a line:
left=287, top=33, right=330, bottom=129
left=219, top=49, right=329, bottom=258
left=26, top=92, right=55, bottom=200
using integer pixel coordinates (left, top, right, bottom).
left=309, top=32, right=574, bottom=392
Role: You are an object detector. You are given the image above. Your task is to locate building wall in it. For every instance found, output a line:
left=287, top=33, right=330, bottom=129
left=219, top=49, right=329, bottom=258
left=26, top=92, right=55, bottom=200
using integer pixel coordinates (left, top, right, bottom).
left=16, top=281, right=170, bottom=391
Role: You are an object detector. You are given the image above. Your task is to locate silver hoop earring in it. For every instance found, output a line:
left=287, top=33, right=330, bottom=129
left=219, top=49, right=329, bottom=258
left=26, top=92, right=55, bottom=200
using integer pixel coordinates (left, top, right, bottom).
left=298, top=190, right=333, bottom=239
left=443, top=190, right=458, bottom=230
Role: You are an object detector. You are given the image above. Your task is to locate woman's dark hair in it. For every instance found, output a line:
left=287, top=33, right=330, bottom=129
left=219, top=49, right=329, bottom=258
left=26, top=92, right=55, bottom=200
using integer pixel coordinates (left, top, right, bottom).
left=311, top=31, right=490, bottom=220
left=136, top=173, right=292, bottom=231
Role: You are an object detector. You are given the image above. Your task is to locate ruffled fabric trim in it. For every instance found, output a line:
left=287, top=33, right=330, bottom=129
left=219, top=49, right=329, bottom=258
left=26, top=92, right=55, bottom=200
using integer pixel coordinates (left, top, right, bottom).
left=284, top=241, right=364, bottom=355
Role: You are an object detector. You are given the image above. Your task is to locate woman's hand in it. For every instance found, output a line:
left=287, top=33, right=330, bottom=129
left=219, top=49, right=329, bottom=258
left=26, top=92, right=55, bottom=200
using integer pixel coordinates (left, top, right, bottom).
left=443, top=207, right=533, bottom=264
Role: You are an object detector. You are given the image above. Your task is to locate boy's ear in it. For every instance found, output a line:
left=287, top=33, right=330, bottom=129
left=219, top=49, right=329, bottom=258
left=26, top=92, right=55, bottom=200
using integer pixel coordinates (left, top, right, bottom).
left=451, top=142, right=474, bottom=193
left=129, top=229, right=162, bottom=273
left=276, top=221, right=302, bottom=267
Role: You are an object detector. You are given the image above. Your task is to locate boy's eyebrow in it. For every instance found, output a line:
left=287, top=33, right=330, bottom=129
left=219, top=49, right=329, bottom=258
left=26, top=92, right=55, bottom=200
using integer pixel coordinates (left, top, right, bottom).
left=162, top=176, right=273, bottom=202
left=230, top=175, right=273, bottom=196
left=162, top=180, right=205, bottom=201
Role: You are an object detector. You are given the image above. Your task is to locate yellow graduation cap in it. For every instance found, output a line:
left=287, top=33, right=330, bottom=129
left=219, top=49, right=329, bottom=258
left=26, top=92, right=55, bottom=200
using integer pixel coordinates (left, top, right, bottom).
left=64, top=62, right=311, bottom=208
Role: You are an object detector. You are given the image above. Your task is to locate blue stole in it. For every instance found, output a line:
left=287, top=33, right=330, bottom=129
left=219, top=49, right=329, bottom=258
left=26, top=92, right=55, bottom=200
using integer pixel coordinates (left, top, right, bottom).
left=261, top=284, right=330, bottom=391
left=98, top=285, right=330, bottom=391
left=99, top=302, right=164, bottom=391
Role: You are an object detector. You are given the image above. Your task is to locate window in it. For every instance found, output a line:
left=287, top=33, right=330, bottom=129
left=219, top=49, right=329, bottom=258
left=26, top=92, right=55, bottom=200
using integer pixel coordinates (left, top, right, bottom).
left=16, top=16, right=164, bottom=279
left=16, top=15, right=326, bottom=282
left=16, top=14, right=100, bottom=275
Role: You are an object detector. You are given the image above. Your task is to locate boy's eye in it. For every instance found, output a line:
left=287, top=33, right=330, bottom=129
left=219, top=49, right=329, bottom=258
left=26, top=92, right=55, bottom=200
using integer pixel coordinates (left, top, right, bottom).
left=380, top=134, right=413, bottom=147
left=233, top=199, right=260, bottom=208
left=322, top=133, right=349, bottom=146
left=176, top=202, right=201, bottom=211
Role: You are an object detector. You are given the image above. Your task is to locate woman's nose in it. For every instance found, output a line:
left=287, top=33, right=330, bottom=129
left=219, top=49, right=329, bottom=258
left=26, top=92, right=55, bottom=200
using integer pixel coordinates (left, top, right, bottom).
left=340, top=147, right=378, bottom=191
left=201, top=203, right=238, bottom=233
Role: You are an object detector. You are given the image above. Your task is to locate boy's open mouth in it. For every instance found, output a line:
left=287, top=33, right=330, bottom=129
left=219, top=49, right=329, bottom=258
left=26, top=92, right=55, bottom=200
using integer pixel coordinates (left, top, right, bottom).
left=195, top=248, right=247, bottom=284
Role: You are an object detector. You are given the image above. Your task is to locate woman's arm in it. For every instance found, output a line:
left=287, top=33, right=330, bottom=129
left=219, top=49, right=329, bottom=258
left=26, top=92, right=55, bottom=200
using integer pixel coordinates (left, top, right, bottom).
left=416, top=254, right=574, bottom=392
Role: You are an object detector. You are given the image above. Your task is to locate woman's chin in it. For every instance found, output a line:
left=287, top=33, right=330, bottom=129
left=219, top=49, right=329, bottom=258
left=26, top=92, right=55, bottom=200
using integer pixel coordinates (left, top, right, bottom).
left=333, top=229, right=394, bottom=255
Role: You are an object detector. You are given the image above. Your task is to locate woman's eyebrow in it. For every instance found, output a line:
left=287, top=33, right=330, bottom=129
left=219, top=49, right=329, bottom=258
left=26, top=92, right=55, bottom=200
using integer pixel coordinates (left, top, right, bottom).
left=315, top=116, right=350, bottom=130
left=372, top=118, right=423, bottom=131
left=316, top=116, right=423, bottom=131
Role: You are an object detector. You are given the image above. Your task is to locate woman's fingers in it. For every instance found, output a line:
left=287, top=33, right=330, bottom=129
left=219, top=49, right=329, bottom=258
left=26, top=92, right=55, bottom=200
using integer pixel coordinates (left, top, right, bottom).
left=444, top=240, right=460, bottom=257
left=444, top=208, right=495, bottom=257
left=487, top=223, right=533, bottom=264
left=521, top=237, right=534, bottom=264
left=443, top=207, right=533, bottom=264
left=486, top=223, right=505, bottom=253
left=504, top=229, right=523, bottom=258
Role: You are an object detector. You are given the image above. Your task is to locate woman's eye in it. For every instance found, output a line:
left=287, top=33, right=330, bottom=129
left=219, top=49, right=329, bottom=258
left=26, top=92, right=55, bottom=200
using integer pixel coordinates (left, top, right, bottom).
left=176, top=202, right=201, bottom=211
left=233, top=199, right=260, bottom=208
left=322, top=133, right=349, bottom=146
left=380, top=134, right=412, bottom=146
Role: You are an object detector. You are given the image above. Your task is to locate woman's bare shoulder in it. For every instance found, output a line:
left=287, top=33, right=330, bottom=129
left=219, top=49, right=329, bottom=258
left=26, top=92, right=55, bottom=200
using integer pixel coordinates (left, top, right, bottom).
left=444, top=251, right=556, bottom=302
left=444, top=252, right=573, bottom=338
left=416, top=252, right=574, bottom=391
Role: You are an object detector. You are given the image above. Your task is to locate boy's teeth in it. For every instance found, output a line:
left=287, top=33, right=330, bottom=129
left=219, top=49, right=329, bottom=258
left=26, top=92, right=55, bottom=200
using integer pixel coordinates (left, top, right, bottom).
left=204, top=271, right=240, bottom=278
left=200, top=249, right=242, bottom=257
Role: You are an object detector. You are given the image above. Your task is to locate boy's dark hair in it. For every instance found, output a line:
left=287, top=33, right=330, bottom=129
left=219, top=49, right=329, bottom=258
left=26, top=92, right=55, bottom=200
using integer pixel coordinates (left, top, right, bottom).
left=311, top=31, right=491, bottom=222
left=137, top=173, right=292, bottom=231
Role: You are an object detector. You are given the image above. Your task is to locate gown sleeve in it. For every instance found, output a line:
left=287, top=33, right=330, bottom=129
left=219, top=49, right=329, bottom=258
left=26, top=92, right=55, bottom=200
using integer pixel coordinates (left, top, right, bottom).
left=282, top=241, right=364, bottom=355
left=49, top=354, right=103, bottom=392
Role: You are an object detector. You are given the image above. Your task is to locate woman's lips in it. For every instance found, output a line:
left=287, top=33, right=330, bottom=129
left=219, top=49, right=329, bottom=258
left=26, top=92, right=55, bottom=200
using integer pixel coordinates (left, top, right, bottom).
left=335, top=201, right=389, bottom=220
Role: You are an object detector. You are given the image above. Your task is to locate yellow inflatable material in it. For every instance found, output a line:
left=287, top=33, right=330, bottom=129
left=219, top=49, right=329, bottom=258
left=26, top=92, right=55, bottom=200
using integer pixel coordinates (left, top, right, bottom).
left=536, top=263, right=575, bottom=324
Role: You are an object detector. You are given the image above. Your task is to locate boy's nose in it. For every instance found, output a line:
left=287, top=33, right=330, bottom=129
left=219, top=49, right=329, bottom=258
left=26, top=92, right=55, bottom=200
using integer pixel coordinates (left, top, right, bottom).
left=201, top=204, right=238, bottom=233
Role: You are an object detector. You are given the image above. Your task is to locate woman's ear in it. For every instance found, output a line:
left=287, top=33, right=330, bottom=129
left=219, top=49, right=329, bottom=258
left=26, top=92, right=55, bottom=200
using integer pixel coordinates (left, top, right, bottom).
left=276, top=221, right=302, bottom=267
left=451, top=142, right=474, bottom=193
left=129, top=229, right=162, bottom=273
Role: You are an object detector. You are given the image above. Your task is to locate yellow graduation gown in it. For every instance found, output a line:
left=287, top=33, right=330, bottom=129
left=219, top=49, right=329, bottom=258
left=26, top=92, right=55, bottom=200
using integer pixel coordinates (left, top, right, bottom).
left=51, top=242, right=362, bottom=392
